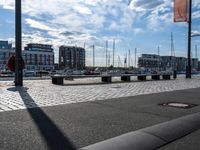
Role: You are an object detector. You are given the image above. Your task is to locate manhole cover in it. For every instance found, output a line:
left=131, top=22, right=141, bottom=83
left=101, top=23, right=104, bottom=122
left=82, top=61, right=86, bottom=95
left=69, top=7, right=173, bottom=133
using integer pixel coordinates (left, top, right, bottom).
left=112, top=86, right=122, bottom=89
left=159, top=102, right=197, bottom=109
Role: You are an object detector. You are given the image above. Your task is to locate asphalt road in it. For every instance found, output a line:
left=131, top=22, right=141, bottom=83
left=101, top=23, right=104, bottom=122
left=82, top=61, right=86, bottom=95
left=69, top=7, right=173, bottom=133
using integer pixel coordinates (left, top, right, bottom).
left=0, top=87, right=200, bottom=150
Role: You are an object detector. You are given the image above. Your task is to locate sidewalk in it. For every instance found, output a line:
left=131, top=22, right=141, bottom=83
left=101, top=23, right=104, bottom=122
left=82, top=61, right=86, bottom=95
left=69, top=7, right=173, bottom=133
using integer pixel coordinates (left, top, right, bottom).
left=1, top=76, right=200, bottom=112
left=0, top=82, right=200, bottom=149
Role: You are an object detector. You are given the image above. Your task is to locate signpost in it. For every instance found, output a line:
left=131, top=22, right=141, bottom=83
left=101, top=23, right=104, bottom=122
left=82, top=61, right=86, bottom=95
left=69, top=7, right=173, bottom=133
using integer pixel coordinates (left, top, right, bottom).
left=174, top=0, right=192, bottom=78
left=186, top=0, right=192, bottom=78
left=15, top=0, right=23, bottom=86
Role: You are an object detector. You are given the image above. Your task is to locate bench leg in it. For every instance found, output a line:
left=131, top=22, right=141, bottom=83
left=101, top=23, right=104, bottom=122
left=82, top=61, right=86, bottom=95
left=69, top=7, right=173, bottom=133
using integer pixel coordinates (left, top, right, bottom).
left=152, top=75, right=160, bottom=80
left=102, top=77, right=112, bottom=83
left=138, top=76, right=146, bottom=81
left=121, top=76, right=131, bottom=82
left=52, top=78, right=64, bottom=85
left=162, top=75, right=171, bottom=80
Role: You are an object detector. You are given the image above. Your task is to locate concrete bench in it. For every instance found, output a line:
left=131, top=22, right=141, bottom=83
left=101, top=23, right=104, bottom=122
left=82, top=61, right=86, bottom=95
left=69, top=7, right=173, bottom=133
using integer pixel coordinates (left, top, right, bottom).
left=121, top=76, right=131, bottom=82
left=162, top=74, right=171, bottom=80
left=101, top=76, right=112, bottom=83
left=137, top=75, right=146, bottom=81
left=51, top=73, right=174, bottom=85
left=65, top=76, right=74, bottom=80
left=151, top=75, right=160, bottom=80
left=52, top=76, right=64, bottom=85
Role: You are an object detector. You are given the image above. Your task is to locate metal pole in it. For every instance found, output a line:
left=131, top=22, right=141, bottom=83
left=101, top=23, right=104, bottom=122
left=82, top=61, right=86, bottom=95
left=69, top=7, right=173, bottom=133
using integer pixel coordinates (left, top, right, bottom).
left=158, top=46, right=160, bottom=72
left=113, top=39, right=115, bottom=67
left=118, top=56, right=119, bottom=68
left=108, top=51, right=110, bottom=67
left=76, top=47, right=78, bottom=70
left=171, top=32, right=173, bottom=71
left=93, top=45, right=95, bottom=68
left=15, top=0, right=23, bottom=86
left=106, top=40, right=108, bottom=68
left=135, top=48, right=137, bottom=68
left=186, top=0, right=192, bottom=78
left=128, top=49, right=130, bottom=68
left=195, top=45, right=197, bottom=59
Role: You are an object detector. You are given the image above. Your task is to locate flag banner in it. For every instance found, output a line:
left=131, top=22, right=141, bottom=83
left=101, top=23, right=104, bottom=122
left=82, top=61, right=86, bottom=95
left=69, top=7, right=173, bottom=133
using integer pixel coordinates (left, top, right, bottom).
left=174, top=0, right=189, bottom=22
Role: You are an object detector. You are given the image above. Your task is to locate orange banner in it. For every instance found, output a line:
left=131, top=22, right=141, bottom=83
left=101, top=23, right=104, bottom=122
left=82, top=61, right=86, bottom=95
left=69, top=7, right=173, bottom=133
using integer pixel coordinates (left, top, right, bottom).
left=174, top=0, right=189, bottom=22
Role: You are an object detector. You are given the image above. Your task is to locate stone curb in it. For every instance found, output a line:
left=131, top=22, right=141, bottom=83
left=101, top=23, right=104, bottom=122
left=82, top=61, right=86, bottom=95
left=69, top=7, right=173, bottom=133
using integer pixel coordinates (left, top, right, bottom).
left=80, top=112, right=200, bottom=150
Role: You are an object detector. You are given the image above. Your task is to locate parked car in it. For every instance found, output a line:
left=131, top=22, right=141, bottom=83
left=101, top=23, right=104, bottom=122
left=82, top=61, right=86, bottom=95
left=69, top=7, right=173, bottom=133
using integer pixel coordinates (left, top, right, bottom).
left=35, top=71, right=50, bottom=77
left=0, top=71, right=14, bottom=77
left=23, top=71, right=36, bottom=77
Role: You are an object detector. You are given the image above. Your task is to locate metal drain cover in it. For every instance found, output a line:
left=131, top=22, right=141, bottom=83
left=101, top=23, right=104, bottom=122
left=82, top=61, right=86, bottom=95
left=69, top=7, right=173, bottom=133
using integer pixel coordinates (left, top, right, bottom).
left=159, top=102, right=197, bottom=109
left=112, top=86, right=121, bottom=89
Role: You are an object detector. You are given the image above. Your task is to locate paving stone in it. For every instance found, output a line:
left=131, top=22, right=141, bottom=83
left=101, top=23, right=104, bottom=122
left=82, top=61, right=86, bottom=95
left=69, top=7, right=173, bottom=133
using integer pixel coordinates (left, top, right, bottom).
left=0, top=76, right=200, bottom=112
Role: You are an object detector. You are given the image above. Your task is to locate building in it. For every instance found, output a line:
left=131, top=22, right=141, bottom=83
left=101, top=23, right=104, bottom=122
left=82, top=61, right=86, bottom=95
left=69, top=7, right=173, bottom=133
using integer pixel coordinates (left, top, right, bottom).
left=160, top=56, right=176, bottom=71
left=198, top=61, right=200, bottom=71
left=59, top=46, right=85, bottom=70
left=0, top=41, right=15, bottom=70
left=0, top=41, right=54, bottom=71
left=191, top=58, right=198, bottom=72
left=138, top=53, right=198, bottom=73
left=175, top=57, right=187, bottom=72
left=138, top=54, right=161, bottom=72
left=23, top=44, right=54, bottom=71
left=0, top=41, right=12, bottom=49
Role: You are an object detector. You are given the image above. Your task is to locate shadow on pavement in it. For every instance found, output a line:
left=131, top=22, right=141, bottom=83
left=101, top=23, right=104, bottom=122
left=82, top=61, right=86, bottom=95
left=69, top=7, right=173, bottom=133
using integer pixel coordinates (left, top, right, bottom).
left=7, top=86, right=76, bottom=150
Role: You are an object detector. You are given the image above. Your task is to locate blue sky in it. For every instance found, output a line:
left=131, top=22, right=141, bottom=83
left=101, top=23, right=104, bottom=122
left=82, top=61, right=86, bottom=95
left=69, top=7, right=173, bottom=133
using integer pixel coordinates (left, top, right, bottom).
left=0, top=0, right=199, bottom=66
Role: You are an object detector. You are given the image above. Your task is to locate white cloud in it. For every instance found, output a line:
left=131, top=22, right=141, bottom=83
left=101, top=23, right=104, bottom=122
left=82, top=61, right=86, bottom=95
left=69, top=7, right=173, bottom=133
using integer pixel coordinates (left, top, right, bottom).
left=193, top=11, right=200, bottom=19
left=73, top=4, right=92, bottom=15
left=0, top=0, right=14, bottom=10
left=25, top=18, right=56, bottom=31
left=129, top=0, right=164, bottom=12
left=192, top=30, right=200, bottom=36
left=1, top=0, right=199, bottom=65
left=133, top=28, right=143, bottom=34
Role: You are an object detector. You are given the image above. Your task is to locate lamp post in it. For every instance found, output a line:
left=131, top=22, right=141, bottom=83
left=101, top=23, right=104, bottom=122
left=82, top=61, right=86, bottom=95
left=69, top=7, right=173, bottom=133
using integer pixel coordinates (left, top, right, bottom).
left=15, top=0, right=23, bottom=86
left=186, top=0, right=192, bottom=78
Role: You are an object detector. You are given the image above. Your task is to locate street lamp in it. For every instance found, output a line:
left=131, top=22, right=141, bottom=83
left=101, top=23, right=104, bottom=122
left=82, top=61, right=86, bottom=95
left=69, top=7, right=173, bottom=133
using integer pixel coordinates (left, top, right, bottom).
left=186, top=0, right=192, bottom=78
left=15, top=0, right=23, bottom=86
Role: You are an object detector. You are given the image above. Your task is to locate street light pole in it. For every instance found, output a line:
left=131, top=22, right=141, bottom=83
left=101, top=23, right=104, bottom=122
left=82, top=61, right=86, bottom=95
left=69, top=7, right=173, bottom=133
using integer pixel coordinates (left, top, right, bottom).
left=15, top=0, right=23, bottom=86
left=186, top=0, right=192, bottom=78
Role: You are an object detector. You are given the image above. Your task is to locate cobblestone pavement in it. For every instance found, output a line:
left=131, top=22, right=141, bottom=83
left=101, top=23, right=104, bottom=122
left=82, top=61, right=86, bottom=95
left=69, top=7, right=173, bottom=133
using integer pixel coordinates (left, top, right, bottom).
left=1, top=76, right=200, bottom=112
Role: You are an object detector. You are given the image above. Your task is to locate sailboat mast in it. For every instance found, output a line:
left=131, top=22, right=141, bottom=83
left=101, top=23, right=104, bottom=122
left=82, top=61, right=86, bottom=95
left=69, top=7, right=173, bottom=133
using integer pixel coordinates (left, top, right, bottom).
left=93, top=45, right=95, bottom=68
left=135, top=48, right=137, bottom=68
left=128, top=49, right=130, bottom=68
left=113, top=39, right=115, bottom=68
left=106, top=40, right=108, bottom=68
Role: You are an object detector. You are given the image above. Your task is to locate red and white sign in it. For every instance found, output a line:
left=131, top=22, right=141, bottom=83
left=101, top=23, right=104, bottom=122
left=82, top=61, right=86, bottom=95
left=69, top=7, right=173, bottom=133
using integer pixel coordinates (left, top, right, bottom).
left=174, top=0, right=189, bottom=22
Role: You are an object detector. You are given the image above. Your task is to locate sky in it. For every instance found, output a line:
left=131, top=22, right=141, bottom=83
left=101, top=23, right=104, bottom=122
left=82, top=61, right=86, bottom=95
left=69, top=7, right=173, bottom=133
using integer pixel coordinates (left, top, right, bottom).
left=0, top=0, right=199, bottom=67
